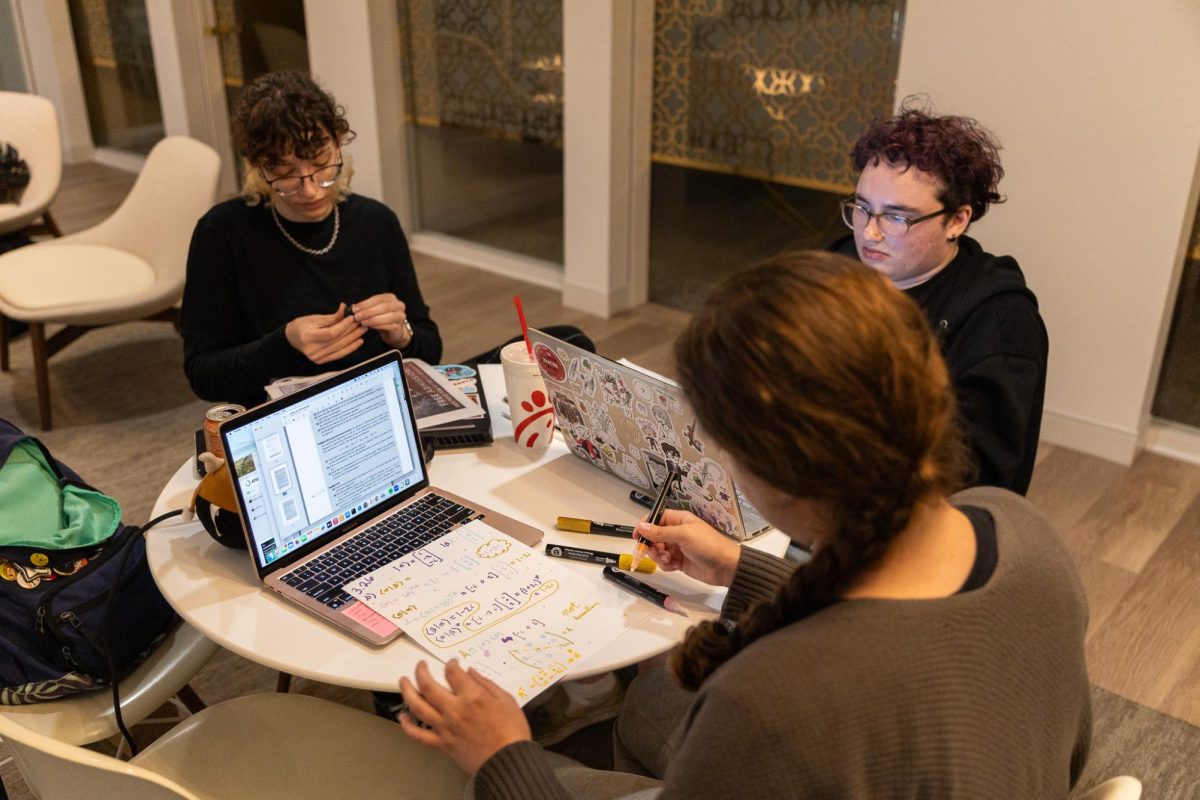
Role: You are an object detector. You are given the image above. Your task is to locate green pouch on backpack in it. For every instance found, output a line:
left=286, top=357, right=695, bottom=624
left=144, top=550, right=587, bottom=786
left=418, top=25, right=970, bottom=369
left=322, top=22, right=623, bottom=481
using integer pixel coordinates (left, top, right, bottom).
left=0, top=440, right=121, bottom=549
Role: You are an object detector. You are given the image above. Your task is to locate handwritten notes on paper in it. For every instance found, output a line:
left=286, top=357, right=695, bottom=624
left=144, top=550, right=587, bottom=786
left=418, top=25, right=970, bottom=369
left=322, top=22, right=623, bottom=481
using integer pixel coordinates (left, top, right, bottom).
left=343, top=520, right=630, bottom=704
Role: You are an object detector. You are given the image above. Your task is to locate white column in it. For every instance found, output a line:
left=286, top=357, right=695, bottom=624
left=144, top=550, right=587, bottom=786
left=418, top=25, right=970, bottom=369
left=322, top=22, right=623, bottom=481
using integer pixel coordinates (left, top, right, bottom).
left=562, top=0, right=653, bottom=316
left=304, top=0, right=410, bottom=224
left=13, top=0, right=92, bottom=162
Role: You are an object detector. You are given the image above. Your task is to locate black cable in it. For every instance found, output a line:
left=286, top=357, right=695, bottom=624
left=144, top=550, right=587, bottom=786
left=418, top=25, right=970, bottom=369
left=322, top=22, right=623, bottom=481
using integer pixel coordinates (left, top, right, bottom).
left=100, top=509, right=181, bottom=757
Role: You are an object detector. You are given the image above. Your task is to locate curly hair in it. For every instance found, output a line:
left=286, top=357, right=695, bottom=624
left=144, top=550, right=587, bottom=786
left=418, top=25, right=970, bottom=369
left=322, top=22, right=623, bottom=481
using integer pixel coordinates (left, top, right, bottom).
left=670, top=251, right=967, bottom=691
left=232, top=71, right=356, bottom=204
left=851, top=97, right=1005, bottom=223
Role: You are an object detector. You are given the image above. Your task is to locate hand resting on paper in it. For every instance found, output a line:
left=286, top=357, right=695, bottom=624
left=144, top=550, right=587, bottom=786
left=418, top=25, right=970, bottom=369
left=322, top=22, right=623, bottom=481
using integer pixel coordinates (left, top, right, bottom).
left=351, top=292, right=413, bottom=349
left=399, top=659, right=531, bottom=774
left=634, top=509, right=741, bottom=588
left=284, top=302, right=366, bottom=364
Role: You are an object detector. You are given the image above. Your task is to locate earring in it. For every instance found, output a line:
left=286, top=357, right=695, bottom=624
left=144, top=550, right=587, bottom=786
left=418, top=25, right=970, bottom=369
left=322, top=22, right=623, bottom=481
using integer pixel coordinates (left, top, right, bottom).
left=947, top=233, right=959, bottom=242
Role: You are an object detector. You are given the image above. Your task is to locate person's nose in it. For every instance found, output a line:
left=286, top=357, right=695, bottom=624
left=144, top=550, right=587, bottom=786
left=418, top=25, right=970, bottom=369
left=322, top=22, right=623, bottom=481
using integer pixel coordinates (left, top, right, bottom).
left=298, top=174, right=321, bottom=199
left=862, top=213, right=885, bottom=242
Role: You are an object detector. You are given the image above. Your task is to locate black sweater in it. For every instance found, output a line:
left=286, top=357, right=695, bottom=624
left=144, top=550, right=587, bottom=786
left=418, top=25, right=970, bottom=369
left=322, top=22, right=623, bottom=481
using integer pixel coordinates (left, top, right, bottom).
left=834, top=234, right=1048, bottom=494
left=180, top=194, right=441, bottom=406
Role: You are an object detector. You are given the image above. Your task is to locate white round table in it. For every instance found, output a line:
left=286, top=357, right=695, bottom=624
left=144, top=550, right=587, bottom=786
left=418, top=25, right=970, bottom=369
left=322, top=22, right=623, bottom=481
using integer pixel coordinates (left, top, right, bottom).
left=147, top=366, right=790, bottom=692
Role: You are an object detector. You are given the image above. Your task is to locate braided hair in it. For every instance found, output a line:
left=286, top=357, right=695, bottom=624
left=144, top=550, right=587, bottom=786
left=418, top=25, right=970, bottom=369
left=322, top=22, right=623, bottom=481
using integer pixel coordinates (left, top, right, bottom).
left=670, top=251, right=966, bottom=691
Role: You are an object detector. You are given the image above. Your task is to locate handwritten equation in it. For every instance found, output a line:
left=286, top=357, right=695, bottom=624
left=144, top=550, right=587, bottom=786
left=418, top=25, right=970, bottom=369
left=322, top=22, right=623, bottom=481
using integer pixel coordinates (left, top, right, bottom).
left=343, top=520, right=628, bottom=704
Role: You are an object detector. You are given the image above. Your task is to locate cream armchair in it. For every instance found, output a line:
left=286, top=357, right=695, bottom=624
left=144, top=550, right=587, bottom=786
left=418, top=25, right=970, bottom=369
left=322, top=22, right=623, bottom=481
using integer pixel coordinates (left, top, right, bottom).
left=0, top=136, right=220, bottom=429
left=0, top=91, right=63, bottom=239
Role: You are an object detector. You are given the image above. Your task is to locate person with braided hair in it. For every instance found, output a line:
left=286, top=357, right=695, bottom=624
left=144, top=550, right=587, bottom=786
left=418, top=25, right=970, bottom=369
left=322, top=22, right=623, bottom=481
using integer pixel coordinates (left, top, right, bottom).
left=395, top=252, right=1090, bottom=799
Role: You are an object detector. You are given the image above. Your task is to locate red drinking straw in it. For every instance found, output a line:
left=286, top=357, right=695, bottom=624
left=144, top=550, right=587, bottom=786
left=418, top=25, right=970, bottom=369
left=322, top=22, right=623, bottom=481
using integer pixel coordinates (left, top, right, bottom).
left=513, top=295, right=533, bottom=356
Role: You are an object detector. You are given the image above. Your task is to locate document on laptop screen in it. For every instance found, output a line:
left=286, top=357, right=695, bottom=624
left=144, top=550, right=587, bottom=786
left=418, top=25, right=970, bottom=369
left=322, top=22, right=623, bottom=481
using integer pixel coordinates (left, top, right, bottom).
left=225, top=361, right=425, bottom=566
left=344, top=519, right=640, bottom=705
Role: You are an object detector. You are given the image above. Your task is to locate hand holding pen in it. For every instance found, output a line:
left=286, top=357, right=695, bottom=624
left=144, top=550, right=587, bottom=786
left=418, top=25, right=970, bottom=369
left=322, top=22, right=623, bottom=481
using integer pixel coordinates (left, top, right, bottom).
left=630, top=464, right=680, bottom=571
left=633, top=508, right=742, bottom=589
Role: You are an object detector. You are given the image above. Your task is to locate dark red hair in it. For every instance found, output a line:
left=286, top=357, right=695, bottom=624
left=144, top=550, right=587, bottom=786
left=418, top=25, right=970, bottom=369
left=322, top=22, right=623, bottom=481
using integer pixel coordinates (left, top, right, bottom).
left=852, top=98, right=1005, bottom=223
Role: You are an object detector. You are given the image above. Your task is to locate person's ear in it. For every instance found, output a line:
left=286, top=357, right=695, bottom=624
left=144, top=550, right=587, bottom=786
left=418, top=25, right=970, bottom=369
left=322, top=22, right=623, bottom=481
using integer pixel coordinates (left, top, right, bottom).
left=947, top=205, right=972, bottom=241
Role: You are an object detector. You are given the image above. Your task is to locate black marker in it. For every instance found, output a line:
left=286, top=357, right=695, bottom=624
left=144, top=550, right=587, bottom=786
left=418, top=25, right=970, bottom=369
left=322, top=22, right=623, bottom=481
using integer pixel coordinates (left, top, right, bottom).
left=602, top=565, right=683, bottom=613
left=631, top=463, right=680, bottom=570
left=544, top=544, right=656, bottom=573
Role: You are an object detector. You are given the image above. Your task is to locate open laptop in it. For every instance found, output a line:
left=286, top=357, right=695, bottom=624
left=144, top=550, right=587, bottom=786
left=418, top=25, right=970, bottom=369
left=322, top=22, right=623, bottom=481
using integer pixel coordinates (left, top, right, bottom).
left=218, top=351, right=543, bottom=646
left=526, top=328, right=769, bottom=540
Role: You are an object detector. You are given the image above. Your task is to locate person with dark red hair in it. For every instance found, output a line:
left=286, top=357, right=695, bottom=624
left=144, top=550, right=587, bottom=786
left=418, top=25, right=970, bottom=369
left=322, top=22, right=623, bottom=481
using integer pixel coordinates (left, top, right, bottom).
left=832, top=99, right=1047, bottom=495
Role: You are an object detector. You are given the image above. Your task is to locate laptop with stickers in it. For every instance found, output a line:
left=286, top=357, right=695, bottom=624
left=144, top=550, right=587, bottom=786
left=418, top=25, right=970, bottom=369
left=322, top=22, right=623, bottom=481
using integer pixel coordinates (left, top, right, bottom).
left=218, top=351, right=543, bottom=646
left=526, top=329, right=769, bottom=540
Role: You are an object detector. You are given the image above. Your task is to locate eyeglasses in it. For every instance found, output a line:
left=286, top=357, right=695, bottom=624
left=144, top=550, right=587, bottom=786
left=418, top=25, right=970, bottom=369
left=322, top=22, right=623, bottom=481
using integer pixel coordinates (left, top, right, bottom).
left=840, top=199, right=946, bottom=238
left=262, top=161, right=343, bottom=197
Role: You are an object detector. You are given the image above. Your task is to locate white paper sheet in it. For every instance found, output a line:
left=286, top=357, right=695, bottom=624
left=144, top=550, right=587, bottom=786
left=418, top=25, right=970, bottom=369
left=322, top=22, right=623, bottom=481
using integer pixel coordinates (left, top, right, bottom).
left=343, top=520, right=638, bottom=704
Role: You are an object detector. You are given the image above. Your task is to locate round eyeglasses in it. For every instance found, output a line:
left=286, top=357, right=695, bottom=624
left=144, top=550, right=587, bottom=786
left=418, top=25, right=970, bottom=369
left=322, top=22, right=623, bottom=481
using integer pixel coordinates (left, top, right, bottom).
left=840, top=199, right=946, bottom=238
left=262, top=162, right=343, bottom=197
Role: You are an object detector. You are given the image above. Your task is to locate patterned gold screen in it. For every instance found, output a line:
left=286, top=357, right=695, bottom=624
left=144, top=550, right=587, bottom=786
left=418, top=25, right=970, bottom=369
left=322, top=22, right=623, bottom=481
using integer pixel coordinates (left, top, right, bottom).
left=399, top=0, right=564, bottom=146
left=653, top=0, right=904, bottom=194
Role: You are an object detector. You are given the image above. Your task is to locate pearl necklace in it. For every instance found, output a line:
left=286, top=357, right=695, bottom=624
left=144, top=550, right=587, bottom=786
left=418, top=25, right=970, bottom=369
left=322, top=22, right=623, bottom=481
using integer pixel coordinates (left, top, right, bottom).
left=271, top=203, right=339, bottom=256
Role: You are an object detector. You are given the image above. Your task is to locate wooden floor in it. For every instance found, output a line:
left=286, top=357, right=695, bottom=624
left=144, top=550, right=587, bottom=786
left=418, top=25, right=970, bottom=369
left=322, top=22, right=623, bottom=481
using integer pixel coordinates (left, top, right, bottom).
left=22, top=162, right=1200, bottom=740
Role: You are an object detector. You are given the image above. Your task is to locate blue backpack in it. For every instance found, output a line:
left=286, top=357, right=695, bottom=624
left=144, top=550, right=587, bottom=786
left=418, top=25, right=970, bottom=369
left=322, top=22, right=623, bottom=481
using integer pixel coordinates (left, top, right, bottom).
left=0, top=418, right=179, bottom=704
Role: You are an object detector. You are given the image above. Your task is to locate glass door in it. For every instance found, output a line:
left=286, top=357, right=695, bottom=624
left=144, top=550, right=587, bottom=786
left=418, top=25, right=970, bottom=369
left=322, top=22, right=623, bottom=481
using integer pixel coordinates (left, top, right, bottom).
left=647, top=0, right=905, bottom=310
left=67, top=0, right=164, bottom=155
left=207, top=0, right=309, bottom=177
left=397, top=0, right=565, bottom=265
left=1152, top=210, right=1200, bottom=427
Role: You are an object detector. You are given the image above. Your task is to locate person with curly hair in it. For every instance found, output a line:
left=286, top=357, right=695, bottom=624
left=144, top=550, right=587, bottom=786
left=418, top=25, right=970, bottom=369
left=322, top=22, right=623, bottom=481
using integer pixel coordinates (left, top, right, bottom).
left=180, top=71, right=442, bottom=406
left=394, top=252, right=1091, bottom=799
left=832, top=99, right=1048, bottom=494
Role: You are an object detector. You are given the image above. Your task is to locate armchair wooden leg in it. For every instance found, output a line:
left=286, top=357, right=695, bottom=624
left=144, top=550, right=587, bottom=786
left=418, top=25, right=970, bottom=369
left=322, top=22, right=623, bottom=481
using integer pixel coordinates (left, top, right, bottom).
left=29, top=322, right=52, bottom=430
left=0, top=312, right=8, bottom=371
left=43, top=210, right=63, bottom=238
left=175, top=683, right=207, bottom=714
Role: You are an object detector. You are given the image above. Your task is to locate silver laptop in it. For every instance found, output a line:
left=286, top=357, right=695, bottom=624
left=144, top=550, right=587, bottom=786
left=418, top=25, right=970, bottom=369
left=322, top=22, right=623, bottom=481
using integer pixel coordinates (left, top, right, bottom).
left=527, top=329, right=768, bottom=540
left=219, top=351, right=543, bottom=646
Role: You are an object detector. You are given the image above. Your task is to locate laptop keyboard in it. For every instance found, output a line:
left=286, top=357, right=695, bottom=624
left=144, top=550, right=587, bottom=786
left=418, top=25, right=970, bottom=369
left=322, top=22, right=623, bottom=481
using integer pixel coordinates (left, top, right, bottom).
left=279, top=493, right=477, bottom=610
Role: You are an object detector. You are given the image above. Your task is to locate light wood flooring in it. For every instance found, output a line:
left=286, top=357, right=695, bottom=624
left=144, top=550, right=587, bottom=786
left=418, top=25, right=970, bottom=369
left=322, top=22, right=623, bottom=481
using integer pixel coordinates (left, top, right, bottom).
left=4, top=161, right=1199, bottom=789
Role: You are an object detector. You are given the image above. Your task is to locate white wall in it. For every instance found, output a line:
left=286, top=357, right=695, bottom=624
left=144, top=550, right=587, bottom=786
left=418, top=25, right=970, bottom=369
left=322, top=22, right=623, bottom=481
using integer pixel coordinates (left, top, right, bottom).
left=897, top=0, right=1200, bottom=464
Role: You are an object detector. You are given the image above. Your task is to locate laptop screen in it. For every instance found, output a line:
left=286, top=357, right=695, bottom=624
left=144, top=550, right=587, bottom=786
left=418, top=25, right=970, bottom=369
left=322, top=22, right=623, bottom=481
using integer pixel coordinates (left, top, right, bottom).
left=221, top=356, right=426, bottom=571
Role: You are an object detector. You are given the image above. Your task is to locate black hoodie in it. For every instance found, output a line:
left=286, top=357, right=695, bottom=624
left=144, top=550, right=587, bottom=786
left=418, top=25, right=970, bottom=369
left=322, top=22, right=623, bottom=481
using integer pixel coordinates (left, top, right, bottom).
left=833, top=234, right=1048, bottom=494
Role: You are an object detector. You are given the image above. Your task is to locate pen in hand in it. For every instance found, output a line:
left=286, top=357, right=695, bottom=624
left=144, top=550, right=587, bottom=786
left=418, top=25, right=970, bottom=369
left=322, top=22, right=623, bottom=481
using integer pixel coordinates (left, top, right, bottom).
left=632, top=463, right=679, bottom=571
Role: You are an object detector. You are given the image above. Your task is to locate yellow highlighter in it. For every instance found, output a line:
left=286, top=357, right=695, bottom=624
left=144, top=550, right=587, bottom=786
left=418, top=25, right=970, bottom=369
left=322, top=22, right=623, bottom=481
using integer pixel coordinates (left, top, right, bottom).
left=632, top=464, right=680, bottom=571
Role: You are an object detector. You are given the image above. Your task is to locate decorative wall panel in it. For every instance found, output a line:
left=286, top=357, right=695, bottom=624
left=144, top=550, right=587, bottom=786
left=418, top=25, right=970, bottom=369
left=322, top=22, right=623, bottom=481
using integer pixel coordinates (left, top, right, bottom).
left=653, top=0, right=904, bottom=193
left=399, top=0, right=564, bottom=146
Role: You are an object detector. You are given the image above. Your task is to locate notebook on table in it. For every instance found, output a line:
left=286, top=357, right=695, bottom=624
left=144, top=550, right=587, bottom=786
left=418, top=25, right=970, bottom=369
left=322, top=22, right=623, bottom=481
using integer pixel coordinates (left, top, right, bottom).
left=218, top=351, right=543, bottom=646
left=526, top=328, right=769, bottom=541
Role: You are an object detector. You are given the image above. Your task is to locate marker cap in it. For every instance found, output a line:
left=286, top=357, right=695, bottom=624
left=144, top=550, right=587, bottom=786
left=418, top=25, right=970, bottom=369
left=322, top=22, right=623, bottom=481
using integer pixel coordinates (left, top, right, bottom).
left=555, top=516, right=590, bottom=533
left=618, top=553, right=657, bottom=574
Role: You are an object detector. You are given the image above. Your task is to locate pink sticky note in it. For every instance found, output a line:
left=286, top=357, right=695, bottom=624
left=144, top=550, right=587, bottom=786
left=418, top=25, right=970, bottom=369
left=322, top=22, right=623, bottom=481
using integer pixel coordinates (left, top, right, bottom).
left=342, top=602, right=399, bottom=636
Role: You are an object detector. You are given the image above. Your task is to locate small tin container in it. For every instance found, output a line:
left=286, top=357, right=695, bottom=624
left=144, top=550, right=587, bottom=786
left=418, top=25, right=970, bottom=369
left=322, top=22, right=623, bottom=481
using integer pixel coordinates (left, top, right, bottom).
left=203, top=403, right=245, bottom=454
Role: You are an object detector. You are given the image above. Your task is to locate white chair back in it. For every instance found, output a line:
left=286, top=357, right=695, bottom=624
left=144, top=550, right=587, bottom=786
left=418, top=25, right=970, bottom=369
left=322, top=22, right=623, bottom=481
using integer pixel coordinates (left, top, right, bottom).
left=0, top=91, right=62, bottom=234
left=65, top=135, right=220, bottom=295
left=0, top=709, right=198, bottom=800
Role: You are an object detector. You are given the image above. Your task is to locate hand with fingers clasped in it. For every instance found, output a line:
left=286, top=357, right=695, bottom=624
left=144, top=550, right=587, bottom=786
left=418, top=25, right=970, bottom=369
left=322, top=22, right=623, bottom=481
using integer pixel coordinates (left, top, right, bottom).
left=350, top=292, right=413, bottom=349
left=399, top=659, right=531, bottom=775
left=284, top=303, right=366, bottom=364
left=635, top=508, right=742, bottom=588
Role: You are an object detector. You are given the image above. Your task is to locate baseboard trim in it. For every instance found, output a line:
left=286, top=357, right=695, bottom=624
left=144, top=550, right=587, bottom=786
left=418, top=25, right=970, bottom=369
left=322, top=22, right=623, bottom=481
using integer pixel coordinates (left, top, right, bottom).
left=410, top=232, right=563, bottom=290
left=1142, top=420, right=1200, bottom=466
left=92, top=147, right=146, bottom=174
left=1039, top=410, right=1139, bottom=466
